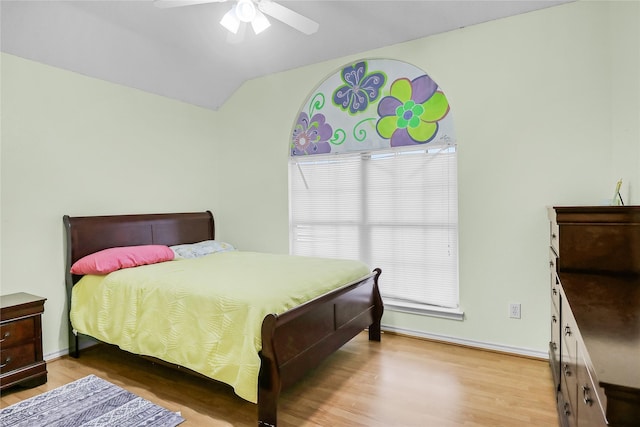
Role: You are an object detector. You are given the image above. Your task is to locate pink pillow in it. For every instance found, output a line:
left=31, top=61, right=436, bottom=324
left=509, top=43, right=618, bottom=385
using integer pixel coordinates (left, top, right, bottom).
left=71, top=245, right=174, bottom=275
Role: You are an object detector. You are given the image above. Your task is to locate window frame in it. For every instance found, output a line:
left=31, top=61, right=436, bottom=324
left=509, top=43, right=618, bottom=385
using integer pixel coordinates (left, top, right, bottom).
left=289, top=144, right=462, bottom=320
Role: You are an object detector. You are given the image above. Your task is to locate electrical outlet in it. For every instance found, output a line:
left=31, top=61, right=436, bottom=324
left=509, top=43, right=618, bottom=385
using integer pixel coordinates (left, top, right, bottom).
left=509, top=303, right=521, bottom=319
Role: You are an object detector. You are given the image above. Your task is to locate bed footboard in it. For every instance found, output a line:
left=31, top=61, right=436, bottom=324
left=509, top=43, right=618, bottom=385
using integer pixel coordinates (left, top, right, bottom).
left=258, top=268, right=383, bottom=427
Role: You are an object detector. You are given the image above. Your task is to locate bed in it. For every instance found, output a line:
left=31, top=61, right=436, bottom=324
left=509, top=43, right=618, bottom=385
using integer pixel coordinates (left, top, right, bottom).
left=63, top=211, right=383, bottom=427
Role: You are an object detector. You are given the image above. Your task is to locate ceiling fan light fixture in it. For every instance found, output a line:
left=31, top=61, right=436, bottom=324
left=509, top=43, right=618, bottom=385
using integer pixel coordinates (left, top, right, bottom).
left=251, top=10, right=271, bottom=34
left=220, top=6, right=240, bottom=34
left=235, top=0, right=257, bottom=23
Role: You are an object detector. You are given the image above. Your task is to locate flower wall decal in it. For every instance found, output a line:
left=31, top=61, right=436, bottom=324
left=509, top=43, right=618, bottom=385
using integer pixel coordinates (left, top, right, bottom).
left=291, top=59, right=454, bottom=156
left=291, top=112, right=333, bottom=155
left=332, top=62, right=386, bottom=115
left=376, top=75, right=450, bottom=146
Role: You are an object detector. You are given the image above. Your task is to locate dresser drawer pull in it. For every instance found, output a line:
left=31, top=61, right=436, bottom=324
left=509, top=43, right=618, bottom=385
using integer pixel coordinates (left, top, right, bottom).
left=582, top=385, right=593, bottom=406
left=552, top=315, right=557, bottom=324
left=563, top=363, right=572, bottom=376
left=549, top=260, right=555, bottom=268
left=0, top=356, right=12, bottom=368
left=563, top=402, right=571, bottom=416
left=552, top=288, right=558, bottom=296
left=0, top=331, right=10, bottom=343
left=564, top=325, right=572, bottom=337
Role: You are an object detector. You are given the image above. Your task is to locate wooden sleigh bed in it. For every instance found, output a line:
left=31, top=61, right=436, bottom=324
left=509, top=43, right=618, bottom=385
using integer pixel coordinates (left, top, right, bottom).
left=63, top=211, right=383, bottom=427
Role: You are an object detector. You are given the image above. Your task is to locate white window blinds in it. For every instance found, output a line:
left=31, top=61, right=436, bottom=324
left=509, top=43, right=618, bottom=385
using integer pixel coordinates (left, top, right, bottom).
left=289, top=146, right=459, bottom=309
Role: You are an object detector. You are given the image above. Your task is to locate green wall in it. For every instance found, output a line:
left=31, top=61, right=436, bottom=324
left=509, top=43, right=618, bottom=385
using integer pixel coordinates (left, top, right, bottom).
left=0, top=54, right=222, bottom=355
left=1, top=0, right=638, bottom=358
left=213, top=0, right=639, bottom=355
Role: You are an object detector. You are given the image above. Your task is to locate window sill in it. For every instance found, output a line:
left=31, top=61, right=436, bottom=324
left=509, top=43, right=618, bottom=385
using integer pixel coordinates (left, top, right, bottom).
left=383, top=299, right=464, bottom=321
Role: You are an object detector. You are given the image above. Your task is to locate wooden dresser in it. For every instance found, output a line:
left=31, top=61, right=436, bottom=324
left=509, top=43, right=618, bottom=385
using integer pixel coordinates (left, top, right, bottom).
left=548, top=206, right=640, bottom=427
left=0, top=292, right=47, bottom=391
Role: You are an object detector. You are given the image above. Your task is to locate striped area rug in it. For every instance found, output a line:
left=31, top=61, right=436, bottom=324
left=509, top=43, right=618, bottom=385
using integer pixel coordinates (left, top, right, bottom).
left=0, top=374, right=185, bottom=427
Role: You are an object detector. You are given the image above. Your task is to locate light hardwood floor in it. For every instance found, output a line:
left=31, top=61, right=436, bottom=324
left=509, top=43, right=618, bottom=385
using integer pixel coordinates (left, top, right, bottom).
left=1, top=332, right=558, bottom=426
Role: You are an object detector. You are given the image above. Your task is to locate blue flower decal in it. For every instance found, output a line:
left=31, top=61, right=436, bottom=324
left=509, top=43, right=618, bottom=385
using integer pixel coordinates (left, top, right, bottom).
left=333, top=62, right=386, bottom=115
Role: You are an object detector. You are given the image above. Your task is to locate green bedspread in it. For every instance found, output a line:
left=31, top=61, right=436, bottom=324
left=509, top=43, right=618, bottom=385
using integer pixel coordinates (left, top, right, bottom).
left=70, top=251, right=370, bottom=403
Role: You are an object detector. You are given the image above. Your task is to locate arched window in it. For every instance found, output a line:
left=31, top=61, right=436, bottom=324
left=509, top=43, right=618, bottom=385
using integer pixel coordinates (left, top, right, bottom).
left=289, top=59, right=460, bottom=317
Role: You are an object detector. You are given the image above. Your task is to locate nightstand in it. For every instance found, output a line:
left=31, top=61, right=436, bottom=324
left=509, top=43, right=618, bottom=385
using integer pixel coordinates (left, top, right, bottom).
left=0, top=292, right=47, bottom=391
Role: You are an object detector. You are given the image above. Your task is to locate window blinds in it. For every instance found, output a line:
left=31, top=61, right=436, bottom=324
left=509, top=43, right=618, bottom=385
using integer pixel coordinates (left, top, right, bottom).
left=289, top=147, right=458, bottom=309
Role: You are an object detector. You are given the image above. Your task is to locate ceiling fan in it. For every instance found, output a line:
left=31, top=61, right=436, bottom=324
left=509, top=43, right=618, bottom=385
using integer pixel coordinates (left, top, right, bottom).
left=153, top=0, right=319, bottom=37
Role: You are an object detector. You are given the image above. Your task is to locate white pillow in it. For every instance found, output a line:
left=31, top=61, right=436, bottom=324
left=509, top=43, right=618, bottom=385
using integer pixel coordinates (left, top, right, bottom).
left=170, top=240, right=235, bottom=259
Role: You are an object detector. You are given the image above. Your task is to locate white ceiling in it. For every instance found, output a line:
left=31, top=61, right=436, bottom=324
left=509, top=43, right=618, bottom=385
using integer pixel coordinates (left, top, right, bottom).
left=1, top=0, right=571, bottom=110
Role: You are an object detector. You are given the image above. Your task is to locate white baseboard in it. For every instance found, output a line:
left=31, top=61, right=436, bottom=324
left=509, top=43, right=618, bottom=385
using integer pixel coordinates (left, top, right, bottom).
left=44, top=338, right=98, bottom=361
left=381, top=324, right=549, bottom=360
left=45, top=327, right=547, bottom=362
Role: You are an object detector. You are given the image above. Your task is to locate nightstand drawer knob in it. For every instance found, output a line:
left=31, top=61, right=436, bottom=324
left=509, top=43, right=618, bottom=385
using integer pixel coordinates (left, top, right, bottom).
left=0, top=356, right=12, bottom=368
left=0, top=331, right=10, bottom=343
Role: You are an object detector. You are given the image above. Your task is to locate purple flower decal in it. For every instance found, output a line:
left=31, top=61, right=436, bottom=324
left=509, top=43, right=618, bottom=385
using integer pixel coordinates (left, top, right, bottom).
left=333, top=62, right=386, bottom=115
left=291, top=112, right=334, bottom=156
left=376, top=75, right=450, bottom=147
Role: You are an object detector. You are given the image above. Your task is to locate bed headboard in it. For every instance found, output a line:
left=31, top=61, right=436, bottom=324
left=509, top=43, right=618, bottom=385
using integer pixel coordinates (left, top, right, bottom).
left=63, top=211, right=214, bottom=357
left=63, top=211, right=214, bottom=285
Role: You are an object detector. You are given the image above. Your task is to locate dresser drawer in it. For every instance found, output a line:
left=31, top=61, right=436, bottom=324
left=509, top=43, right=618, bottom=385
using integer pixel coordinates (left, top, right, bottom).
left=550, top=303, right=560, bottom=358
left=561, top=295, right=578, bottom=424
left=0, top=342, right=36, bottom=374
left=550, top=303, right=561, bottom=390
left=550, top=219, right=560, bottom=255
left=576, top=347, right=606, bottom=426
left=551, top=271, right=560, bottom=312
left=561, top=339, right=578, bottom=424
left=561, top=374, right=577, bottom=427
left=557, top=391, right=572, bottom=427
left=561, top=300, right=577, bottom=373
left=0, top=317, right=35, bottom=347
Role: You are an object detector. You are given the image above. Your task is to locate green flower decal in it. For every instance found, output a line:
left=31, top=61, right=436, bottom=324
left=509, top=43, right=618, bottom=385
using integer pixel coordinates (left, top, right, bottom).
left=395, top=100, right=424, bottom=129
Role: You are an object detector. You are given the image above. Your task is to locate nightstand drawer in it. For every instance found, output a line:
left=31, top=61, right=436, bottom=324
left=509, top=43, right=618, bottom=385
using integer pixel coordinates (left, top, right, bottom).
left=0, top=292, right=47, bottom=390
left=0, top=342, right=36, bottom=374
left=0, top=317, right=36, bottom=346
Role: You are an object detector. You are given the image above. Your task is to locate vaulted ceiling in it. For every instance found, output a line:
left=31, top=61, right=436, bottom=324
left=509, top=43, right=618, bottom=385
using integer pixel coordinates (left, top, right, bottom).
left=1, top=1, right=571, bottom=110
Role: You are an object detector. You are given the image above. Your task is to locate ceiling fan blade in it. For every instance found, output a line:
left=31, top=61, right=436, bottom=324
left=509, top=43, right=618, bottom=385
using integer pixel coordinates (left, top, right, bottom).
left=257, top=0, right=319, bottom=35
left=153, top=0, right=227, bottom=9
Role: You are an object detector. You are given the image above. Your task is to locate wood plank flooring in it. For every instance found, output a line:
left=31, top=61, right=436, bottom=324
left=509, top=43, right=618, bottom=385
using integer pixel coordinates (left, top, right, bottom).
left=1, top=332, right=558, bottom=426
